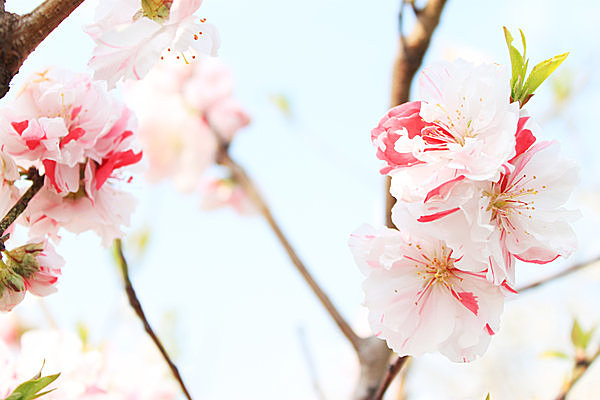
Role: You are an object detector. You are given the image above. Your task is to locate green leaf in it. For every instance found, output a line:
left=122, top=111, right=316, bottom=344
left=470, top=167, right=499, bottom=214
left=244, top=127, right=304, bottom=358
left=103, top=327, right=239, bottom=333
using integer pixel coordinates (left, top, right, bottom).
left=503, top=27, right=525, bottom=98
left=572, top=318, right=585, bottom=348
left=521, top=52, right=569, bottom=100
left=519, top=29, right=527, bottom=60
left=541, top=350, right=570, bottom=360
left=485, top=394, right=491, bottom=400
left=570, top=318, right=594, bottom=351
left=4, top=373, right=59, bottom=400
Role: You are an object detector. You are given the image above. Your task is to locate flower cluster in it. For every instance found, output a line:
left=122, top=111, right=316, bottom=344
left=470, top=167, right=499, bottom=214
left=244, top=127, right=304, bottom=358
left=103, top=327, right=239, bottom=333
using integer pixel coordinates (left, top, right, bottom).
left=351, top=59, right=578, bottom=362
left=125, top=55, right=252, bottom=210
left=0, top=67, right=143, bottom=311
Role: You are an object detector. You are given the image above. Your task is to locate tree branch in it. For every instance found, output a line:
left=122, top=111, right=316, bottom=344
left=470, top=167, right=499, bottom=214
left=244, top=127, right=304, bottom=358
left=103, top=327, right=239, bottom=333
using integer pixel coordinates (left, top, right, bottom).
left=0, top=0, right=85, bottom=98
left=371, top=356, right=409, bottom=400
left=0, top=167, right=44, bottom=248
left=517, top=256, right=600, bottom=293
left=218, top=150, right=363, bottom=352
left=113, top=239, right=194, bottom=400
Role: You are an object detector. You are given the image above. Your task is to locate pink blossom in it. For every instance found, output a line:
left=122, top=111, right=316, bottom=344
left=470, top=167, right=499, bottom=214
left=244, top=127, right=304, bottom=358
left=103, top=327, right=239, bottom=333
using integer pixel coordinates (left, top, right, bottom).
left=125, top=56, right=249, bottom=192
left=372, top=60, right=520, bottom=202
left=86, top=0, right=220, bottom=88
left=349, top=225, right=505, bottom=362
left=393, top=118, right=579, bottom=285
left=0, top=68, right=141, bottom=195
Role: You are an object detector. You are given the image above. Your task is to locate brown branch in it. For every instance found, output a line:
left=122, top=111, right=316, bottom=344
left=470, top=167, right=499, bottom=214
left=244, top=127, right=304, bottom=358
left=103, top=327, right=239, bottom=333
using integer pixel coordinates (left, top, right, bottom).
left=113, top=239, right=193, bottom=400
left=354, top=337, right=394, bottom=400
left=555, top=346, right=600, bottom=400
left=517, top=256, right=600, bottom=293
left=371, top=356, right=409, bottom=400
left=0, top=0, right=85, bottom=98
left=218, top=150, right=363, bottom=352
left=0, top=167, right=44, bottom=247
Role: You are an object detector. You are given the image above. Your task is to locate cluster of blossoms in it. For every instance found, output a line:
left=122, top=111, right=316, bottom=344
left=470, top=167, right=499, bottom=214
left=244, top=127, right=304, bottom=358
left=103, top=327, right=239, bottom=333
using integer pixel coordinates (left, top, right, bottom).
left=350, top=59, right=578, bottom=362
left=0, top=67, right=143, bottom=311
left=125, top=55, right=252, bottom=211
left=0, top=328, right=178, bottom=399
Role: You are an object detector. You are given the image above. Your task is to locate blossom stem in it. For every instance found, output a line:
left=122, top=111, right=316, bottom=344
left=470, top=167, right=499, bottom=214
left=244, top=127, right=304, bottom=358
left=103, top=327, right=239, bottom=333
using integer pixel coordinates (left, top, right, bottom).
left=297, top=326, right=328, bottom=400
left=371, top=356, right=409, bottom=400
left=0, top=0, right=85, bottom=98
left=0, top=167, right=44, bottom=246
left=555, top=345, right=600, bottom=400
left=517, top=256, right=600, bottom=293
left=113, top=239, right=194, bottom=400
left=218, top=151, right=363, bottom=352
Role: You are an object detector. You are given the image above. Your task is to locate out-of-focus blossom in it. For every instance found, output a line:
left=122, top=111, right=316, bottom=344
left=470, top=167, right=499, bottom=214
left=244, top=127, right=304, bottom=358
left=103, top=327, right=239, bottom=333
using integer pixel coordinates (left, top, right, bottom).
left=0, top=329, right=178, bottom=399
left=86, top=0, right=220, bottom=88
left=0, top=68, right=142, bottom=246
left=125, top=56, right=249, bottom=192
left=371, top=60, right=519, bottom=202
left=349, top=225, right=505, bottom=362
left=199, top=177, right=254, bottom=214
left=0, top=241, right=63, bottom=312
left=0, top=314, right=20, bottom=344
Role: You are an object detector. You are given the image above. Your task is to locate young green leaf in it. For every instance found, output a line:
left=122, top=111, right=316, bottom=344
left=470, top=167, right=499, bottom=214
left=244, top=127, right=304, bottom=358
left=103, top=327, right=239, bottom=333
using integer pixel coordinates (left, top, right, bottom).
left=521, top=52, right=569, bottom=100
left=503, top=27, right=525, bottom=97
left=571, top=318, right=585, bottom=349
left=485, top=394, right=491, bottom=400
left=4, top=373, right=59, bottom=400
left=541, top=350, right=570, bottom=360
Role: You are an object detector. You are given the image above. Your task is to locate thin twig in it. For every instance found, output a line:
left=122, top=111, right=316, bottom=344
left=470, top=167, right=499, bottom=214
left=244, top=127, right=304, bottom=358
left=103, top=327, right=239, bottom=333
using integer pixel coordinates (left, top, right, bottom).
left=0, top=0, right=85, bottom=98
left=517, top=256, right=600, bottom=293
left=297, top=326, right=328, bottom=400
left=113, top=239, right=193, bottom=400
left=218, top=151, right=363, bottom=352
left=371, top=356, right=409, bottom=400
left=555, top=345, right=600, bottom=400
left=0, top=167, right=44, bottom=247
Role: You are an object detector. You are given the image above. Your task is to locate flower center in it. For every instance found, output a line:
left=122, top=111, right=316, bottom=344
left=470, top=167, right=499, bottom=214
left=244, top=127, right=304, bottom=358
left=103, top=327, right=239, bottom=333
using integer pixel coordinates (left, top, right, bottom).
left=484, top=173, right=541, bottom=233
left=408, top=245, right=461, bottom=305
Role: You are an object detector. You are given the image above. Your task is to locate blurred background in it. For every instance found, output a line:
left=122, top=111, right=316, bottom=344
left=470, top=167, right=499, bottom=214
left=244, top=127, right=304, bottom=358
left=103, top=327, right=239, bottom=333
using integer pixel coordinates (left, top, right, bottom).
left=2, top=0, right=600, bottom=399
